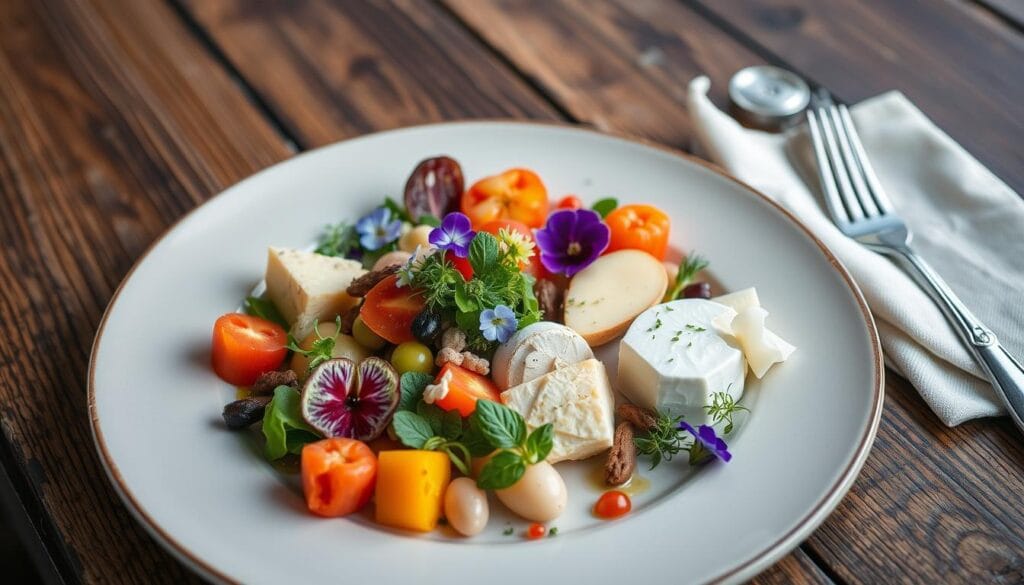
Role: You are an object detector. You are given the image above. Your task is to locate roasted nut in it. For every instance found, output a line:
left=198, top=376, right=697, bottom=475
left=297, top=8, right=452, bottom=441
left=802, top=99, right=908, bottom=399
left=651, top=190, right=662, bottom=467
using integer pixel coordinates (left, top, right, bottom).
left=605, top=422, right=637, bottom=486
left=436, top=347, right=464, bottom=367
left=346, top=265, right=400, bottom=297
left=534, top=278, right=563, bottom=323
left=616, top=403, right=658, bottom=432
left=222, top=397, right=272, bottom=429
left=251, top=370, right=298, bottom=396
left=441, top=327, right=467, bottom=353
left=460, top=351, right=490, bottom=375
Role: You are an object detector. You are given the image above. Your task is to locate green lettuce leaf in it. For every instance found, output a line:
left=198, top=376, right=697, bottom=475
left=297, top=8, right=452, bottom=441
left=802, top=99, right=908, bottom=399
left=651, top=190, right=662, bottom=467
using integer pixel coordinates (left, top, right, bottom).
left=262, top=385, right=319, bottom=460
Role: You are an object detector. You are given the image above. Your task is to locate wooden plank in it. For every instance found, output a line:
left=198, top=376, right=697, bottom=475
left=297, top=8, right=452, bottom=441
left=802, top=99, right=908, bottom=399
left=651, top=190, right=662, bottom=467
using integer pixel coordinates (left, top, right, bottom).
left=176, top=0, right=561, bottom=147
left=751, top=549, right=834, bottom=585
left=442, top=0, right=764, bottom=150
left=0, top=0, right=292, bottom=582
left=690, top=0, right=1024, bottom=195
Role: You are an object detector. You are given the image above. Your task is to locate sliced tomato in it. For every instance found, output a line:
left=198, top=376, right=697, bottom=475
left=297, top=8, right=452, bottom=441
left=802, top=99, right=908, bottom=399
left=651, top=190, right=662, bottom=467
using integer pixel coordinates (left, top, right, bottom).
left=445, top=250, right=474, bottom=281
left=360, top=274, right=426, bottom=345
left=461, top=168, right=548, bottom=229
left=480, top=219, right=545, bottom=278
left=301, top=438, right=378, bottom=517
left=433, top=363, right=501, bottom=417
left=211, top=313, right=287, bottom=385
left=555, top=195, right=583, bottom=210
left=604, top=204, right=671, bottom=260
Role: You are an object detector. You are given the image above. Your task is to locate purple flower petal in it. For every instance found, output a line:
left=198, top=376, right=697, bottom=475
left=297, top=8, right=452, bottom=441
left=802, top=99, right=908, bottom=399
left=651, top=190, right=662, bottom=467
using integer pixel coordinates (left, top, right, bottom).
left=430, top=212, right=476, bottom=258
left=535, top=209, right=611, bottom=276
left=680, top=421, right=732, bottom=463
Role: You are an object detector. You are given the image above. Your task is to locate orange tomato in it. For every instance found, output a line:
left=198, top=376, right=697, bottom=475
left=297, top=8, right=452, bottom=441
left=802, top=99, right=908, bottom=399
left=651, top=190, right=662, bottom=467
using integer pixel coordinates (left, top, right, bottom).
left=360, top=274, right=427, bottom=345
left=461, top=168, right=548, bottom=229
left=604, top=204, right=671, bottom=260
left=555, top=195, right=583, bottom=210
left=593, top=490, right=631, bottom=519
left=480, top=219, right=545, bottom=278
left=433, top=363, right=501, bottom=417
left=301, top=438, right=378, bottom=517
left=210, top=313, right=287, bottom=385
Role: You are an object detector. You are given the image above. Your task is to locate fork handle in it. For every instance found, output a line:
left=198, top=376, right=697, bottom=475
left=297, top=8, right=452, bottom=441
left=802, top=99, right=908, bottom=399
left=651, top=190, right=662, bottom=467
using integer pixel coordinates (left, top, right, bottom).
left=873, top=244, right=1024, bottom=430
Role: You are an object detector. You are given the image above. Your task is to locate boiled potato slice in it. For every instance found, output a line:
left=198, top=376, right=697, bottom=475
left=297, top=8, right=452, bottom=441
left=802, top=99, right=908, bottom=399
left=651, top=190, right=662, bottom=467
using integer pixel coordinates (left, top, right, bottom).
left=564, top=250, right=668, bottom=346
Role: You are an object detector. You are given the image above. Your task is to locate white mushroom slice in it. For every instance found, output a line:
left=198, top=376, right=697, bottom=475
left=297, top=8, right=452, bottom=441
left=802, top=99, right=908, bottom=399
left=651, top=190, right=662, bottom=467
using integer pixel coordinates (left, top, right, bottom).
left=492, top=322, right=593, bottom=390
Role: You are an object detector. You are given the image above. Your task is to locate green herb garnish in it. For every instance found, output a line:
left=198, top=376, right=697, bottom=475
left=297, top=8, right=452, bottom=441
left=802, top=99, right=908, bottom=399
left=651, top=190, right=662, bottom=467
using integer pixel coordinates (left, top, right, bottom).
left=392, top=408, right=473, bottom=475
left=704, top=390, right=749, bottom=434
left=663, top=253, right=709, bottom=302
left=503, top=526, right=514, bottom=536
left=468, top=400, right=554, bottom=490
left=633, top=410, right=686, bottom=470
left=591, top=197, right=618, bottom=218
left=315, top=222, right=359, bottom=258
left=262, top=386, right=319, bottom=460
left=286, top=317, right=341, bottom=372
left=244, top=296, right=288, bottom=329
left=685, top=324, right=706, bottom=333
left=548, top=527, right=559, bottom=537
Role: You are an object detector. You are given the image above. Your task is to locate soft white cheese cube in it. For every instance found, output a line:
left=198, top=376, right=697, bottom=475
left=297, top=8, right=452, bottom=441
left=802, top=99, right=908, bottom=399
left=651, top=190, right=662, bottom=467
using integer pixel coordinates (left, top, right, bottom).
left=617, top=299, right=745, bottom=425
left=500, top=359, right=615, bottom=463
left=264, top=247, right=365, bottom=340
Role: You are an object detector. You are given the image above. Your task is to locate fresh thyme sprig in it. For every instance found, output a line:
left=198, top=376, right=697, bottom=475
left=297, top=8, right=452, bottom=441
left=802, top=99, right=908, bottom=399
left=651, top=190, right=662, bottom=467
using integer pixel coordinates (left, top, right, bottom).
left=633, top=411, right=687, bottom=469
left=663, top=252, right=709, bottom=302
left=314, top=222, right=359, bottom=258
left=704, top=390, right=749, bottom=434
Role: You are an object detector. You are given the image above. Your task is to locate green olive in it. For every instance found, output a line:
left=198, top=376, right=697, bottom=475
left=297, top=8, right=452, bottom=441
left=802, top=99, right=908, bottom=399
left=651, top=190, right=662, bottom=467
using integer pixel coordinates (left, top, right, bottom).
left=353, top=316, right=388, bottom=351
left=390, top=341, right=434, bottom=375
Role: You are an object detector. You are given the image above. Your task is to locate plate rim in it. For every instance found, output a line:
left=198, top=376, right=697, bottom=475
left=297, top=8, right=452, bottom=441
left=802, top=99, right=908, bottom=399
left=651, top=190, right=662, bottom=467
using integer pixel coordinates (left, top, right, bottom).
left=87, top=120, right=884, bottom=584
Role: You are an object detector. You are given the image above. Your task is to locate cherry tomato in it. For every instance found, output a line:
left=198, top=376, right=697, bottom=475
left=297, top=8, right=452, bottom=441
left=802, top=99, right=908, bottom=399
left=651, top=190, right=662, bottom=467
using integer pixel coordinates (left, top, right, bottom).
left=210, top=313, right=287, bottom=385
left=555, top=195, right=583, bottom=210
left=480, top=219, right=545, bottom=278
left=359, top=274, right=427, bottom=345
left=301, top=438, right=378, bottom=517
left=526, top=523, right=546, bottom=540
left=593, top=490, right=631, bottom=519
left=445, top=250, right=474, bottom=281
left=461, top=168, right=549, bottom=229
left=433, top=363, right=501, bottom=417
left=604, top=204, right=671, bottom=260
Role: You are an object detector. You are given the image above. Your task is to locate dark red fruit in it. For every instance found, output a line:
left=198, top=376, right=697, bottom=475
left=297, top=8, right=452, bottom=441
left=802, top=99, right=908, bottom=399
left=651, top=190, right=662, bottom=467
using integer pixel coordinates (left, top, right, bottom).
left=683, top=282, right=711, bottom=299
left=404, top=156, right=463, bottom=222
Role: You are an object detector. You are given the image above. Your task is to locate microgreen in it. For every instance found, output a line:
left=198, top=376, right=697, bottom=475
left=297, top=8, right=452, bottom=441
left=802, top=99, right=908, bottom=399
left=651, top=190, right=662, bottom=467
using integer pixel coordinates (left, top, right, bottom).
left=315, top=221, right=360, bottom=258
left=285, top=317, right=342, bottom=372
left=704, top=390, right=749, bottom=434
left=664, top=252, right=709, bottom=302
left=469, top=400, right=554, bottom=490
left=244, top=296, right=288, bottom=329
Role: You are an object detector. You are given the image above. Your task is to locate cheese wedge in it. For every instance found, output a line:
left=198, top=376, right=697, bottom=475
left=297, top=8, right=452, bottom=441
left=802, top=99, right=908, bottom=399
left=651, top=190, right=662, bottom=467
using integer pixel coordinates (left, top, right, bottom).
left=264, top=247, right=365, bottom=340
left=492, top=322, right=594, bottom=390
left=500, top=359, right=615, bottom=463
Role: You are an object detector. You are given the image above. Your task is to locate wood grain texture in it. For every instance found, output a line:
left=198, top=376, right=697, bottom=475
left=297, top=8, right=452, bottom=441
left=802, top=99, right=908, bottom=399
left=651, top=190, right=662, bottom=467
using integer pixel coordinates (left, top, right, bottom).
left=690, top=0, right=1024, bottom=194
left=0, top=0, right=290, bottom=581
left=177, top=0, right=560, bottom=147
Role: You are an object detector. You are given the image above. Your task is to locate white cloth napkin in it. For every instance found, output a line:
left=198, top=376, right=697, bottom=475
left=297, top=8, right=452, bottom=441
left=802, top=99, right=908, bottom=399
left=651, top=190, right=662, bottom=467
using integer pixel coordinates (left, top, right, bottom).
left=687, top=76, right=1024, bottom=426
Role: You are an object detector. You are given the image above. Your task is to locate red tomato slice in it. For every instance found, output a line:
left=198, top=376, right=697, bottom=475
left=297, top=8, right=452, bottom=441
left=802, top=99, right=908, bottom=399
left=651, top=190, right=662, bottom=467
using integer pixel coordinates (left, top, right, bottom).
left=360, top=274, right=427, bottom=345
left=461, top=168, right=548, bottom=229
left=445, top=250, right=474, bottom=281
left=211, top=313, right=287, bottom=385
left=433, top=363, right=501, bottom=417
left=301, top=438, right=378, bottom=517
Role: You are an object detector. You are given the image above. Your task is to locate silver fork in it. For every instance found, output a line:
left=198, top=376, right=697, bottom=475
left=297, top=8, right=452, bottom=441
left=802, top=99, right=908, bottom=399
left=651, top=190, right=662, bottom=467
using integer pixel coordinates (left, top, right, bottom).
left=807, top=89, right=1024, bottom=431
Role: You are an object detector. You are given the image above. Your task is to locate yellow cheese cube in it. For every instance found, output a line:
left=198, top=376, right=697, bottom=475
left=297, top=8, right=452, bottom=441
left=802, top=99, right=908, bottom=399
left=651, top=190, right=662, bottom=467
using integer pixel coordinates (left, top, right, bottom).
left=264, top=247, right=365, bottom=340
left=375, top=450, right=451, bottom=532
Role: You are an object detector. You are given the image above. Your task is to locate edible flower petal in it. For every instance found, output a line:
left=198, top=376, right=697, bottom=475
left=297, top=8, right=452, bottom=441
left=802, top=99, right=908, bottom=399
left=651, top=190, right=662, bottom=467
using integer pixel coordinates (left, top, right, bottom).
left=429, top=212, right=476, bottom=258
left=479, top=304, right=518, bottom=343
left=679, top=421, right=732, bottom=464
left=498, top=227, right=536, bottom=266
left=535, top=209, right=610, bottom=277
left=395, top=245, right=423, bottom=288
left=356, top=207, right=403, bottom=251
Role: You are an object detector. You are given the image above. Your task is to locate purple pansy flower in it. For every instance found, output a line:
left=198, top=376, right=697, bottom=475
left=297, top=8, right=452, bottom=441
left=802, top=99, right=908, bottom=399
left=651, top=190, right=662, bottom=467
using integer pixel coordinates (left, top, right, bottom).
left=429, top=212, right=476, bottom=258
left=535, top=209, right=610, bottom=277
left=679, top=421, right=732, bottom=464
left=356, top=207, right=403, bottom=251
left=479, top=304, right=518, bottom=343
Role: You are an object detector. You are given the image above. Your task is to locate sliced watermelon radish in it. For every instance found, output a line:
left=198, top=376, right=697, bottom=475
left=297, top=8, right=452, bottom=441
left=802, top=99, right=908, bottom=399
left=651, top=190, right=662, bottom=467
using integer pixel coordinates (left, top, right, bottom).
left=300, top=357, right=399, bottom=441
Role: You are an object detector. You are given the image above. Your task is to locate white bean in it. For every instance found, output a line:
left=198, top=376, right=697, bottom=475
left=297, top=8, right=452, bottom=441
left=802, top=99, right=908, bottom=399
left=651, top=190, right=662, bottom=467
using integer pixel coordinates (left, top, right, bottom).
left=444, top=477, right=489, bottom=536
left=495, top=461, right=567, bottom=522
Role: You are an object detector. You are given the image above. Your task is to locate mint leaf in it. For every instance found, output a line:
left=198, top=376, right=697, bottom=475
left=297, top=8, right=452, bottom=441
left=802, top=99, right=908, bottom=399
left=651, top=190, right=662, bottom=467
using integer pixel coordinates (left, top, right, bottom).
left=592, top=197, right=618, bottom=218
left=472, top=400, right=525, bottom=449
left=468, top=232, right=500, bottom=274
left=398, top=371, right=433, bottom=412
left=524, top=423, right=554, bottom=463
left=262, top=386, right=319, bottom=460
left=462, top=416, right=494, bottom=457
left=244, top=296, right=288, bottom=329
left=453, top=281, right=479, bottom=313
left=441, top=409, right=464, bottom=441
left=417, top=401, right=444, bottom=435
left=392, top=411, right=434, bottom=449
left=477, top=450, right=527, bottom=490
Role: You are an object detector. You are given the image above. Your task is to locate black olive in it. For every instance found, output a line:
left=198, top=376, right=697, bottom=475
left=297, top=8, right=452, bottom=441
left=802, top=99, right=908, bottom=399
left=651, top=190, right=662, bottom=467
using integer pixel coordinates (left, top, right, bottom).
left=682, top=282, right=712, bottom=299
left=411, top=310, right=442, bottom=345
left=222, top=397, right=271, bottom=430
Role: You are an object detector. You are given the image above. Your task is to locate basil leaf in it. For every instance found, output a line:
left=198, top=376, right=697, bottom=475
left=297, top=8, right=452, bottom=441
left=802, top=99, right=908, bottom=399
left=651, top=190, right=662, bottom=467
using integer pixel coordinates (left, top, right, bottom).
left=244, top=296, right=288, bottom=329
left=398, top=371, right=433, bottom=412
left=462, top=416, right=494, bottom=457
left=417, top=214, right=441, bottom=227
left=477, top=450, right=527, bottom=490
left=468, top=232, right=499, bottom=274
left=441, top=409, right=464, bottom=441
left=455, top=308, right=482, bottom=336
left=384, top=197, right=412, bottom=223
left=473, top=400, right=525, bottom=450
left=591, top=197, right=618, bottom=218
left=453, top=281, right=479, bottom=312
left=262, top=386, right=319, bottom=460
left=392, top=411, right=434, bottom=449
left=417, top=402, right=444, bottom=435
left=524, top=423, right=554, bottom=463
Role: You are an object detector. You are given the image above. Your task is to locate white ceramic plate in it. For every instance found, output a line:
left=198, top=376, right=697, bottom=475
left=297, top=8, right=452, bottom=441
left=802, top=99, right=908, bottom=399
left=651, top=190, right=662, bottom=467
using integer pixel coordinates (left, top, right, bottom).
left=89, top=122, right=882, bottom=584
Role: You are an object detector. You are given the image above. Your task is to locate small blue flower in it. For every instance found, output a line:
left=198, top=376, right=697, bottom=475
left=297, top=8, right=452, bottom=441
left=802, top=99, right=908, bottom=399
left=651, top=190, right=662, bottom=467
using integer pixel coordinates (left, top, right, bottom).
left=479, top=304, right=518, bottom=343
left=679, top=421, right=732, bottom=464
left=429, top=212, right=475, bottom=258
left=395, top=246, right=421, bottom=288
left=356, top=207, right=403, bottom=251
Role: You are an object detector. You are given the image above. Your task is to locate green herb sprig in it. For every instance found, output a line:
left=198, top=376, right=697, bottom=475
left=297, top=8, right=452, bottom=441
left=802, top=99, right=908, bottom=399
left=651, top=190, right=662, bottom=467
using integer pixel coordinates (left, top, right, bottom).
left=704, top=390, right=749, bottom=434
left=633, top=410, right=686, bottom=469
left=663, top=252, right=709, bottom=302
left=285, top=317, right=341, bottom=372
left=315, top=222, right=360, bottom=258
left=392, top=373, right=472, bottom=475
left=467, top=400, right=554, bottom=490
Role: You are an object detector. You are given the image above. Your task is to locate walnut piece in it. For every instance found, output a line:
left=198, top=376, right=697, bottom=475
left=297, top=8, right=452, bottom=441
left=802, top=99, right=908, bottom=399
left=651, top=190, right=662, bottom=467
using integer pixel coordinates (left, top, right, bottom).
left=346, top=264, right=399, bottom=297
left=251, top=370, right=298, bottom=396
left=616, top=403, right=658, bottom=432
left=534, top=278, right=563, bottom=323
left=435, top=347, right=464, bottom=368
left=441, top=327, right=467, bottom=352
left=460, top=351, right=490, bottom=376
left=605, top=422, right=637, bottom=486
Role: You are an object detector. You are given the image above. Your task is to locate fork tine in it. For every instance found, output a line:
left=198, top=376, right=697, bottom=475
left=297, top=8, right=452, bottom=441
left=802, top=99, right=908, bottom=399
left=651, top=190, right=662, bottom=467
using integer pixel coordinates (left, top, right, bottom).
left=813, top=94, right=865, bottom=222
left=828, top=104, right=881, bottom=217
left=806, top=108, right=850, bottom=226
left=838, top=105, right=895, bottom=214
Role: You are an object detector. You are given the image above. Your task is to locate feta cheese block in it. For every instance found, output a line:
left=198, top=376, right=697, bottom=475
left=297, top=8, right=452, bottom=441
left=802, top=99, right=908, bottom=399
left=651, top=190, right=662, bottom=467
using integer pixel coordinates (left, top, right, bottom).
left=500, top=359, right=615, bottom=463
left=264, top=247, right=365, bottom=340
left=617, top=299, right=746, bottom=425
left=491, top=322, right=594, bottom=390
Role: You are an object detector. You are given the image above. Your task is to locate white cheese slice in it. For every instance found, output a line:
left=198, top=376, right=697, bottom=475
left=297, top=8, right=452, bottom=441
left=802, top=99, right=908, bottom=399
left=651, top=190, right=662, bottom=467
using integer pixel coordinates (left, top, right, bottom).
left=500, top=359, right=615, bottom=463
left=711, top=288, right=796, bottom=379
left=617, top=299, right=745, bottom=424
left=264, top=247, right=365, bottom=340
left=712, top=287, right=760, bottom=314
left=492, top=322, right=594, bottom=390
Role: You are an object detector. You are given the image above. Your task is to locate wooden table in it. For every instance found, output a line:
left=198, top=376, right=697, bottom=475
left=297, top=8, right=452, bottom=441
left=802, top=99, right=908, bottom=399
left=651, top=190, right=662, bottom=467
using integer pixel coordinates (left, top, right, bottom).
left=1, top=1, right=1022, bottom=583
